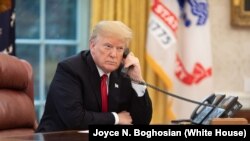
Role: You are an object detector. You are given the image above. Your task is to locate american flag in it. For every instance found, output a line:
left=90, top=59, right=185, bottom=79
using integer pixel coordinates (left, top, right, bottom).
left=0, top=0, right=15, bottom=55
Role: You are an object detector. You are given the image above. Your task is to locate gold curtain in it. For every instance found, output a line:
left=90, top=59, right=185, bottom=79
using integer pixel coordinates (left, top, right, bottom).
left=91, top=0, right=175, bottom=124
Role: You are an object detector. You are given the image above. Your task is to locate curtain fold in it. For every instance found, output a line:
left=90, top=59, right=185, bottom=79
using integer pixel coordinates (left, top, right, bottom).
left=90, top=0, right=174, bottom=124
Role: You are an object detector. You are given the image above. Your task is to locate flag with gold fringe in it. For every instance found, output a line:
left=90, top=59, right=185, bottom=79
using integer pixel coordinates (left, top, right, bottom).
left=146, top=0, right=213, bottom=121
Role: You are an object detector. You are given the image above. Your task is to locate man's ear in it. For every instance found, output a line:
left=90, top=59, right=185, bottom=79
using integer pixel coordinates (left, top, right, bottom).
left=89, top=39, right=95, bottom=50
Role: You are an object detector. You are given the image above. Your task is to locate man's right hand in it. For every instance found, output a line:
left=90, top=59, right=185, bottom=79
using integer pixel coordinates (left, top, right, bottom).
left=117, top=111, right=132, bottom=124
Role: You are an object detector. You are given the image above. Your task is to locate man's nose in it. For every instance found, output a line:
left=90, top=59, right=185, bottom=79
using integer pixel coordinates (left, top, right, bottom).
left=109, top=48, right=118, bottom=57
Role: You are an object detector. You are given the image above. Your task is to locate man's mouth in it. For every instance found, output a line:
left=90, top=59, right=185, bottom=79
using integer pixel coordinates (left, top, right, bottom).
left=106, top=61, right=117, bottom=65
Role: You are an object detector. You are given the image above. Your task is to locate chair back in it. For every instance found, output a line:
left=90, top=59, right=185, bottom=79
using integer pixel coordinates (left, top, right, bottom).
left=0, top=53, right=37, bottom=137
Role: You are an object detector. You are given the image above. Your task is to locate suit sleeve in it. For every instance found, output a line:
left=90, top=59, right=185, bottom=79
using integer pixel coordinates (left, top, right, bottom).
left=50, top=62, right=115, bottom=130
left=129, top=87, right=153, bottom=124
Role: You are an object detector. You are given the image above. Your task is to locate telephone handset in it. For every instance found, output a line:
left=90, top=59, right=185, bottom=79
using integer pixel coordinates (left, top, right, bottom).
left=190, top=94, right=242, bottom=125
left=121, top=48, right=131, bottom=75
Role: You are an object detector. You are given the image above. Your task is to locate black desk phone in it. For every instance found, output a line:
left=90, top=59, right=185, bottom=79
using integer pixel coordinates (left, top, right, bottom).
left=190, top=93, right=242, bottom=125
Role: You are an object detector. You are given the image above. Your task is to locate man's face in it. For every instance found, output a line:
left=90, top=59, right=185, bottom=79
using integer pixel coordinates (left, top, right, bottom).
left=90, top=35, right=126, bottom=73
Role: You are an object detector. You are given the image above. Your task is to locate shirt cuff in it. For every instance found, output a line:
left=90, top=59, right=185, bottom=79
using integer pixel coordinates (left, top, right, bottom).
left=131, top=82, right=146, bottom=97
left=112, top=112, right=119, bottom=125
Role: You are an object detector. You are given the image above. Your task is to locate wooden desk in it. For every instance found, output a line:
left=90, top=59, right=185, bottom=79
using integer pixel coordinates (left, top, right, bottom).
left=233, top=109, right=250, bottom=123
left=0, top=130, right=89, bottom=141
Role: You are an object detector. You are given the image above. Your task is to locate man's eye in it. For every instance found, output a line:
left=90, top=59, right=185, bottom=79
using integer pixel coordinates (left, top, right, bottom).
left=104, top=44, right=112, bottom=48
left=118, top=47, right=124, bottom=51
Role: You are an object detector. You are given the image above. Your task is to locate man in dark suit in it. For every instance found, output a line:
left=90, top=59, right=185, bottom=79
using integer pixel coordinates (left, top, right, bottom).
left=36, top=21, right=152, bottom=132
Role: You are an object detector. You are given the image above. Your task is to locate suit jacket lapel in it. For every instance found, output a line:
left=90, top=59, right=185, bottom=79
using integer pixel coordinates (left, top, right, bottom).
left=108, top=71, right=121, bottom=111
left=86, top=53, right=102, bottom=110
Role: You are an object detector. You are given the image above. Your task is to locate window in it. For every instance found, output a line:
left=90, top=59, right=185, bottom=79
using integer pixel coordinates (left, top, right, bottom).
left=15, top=0, right=90, bottom=120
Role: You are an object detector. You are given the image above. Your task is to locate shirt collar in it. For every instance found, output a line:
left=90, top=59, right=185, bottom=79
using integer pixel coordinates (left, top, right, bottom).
left=96, top=65, right=110, bottom=78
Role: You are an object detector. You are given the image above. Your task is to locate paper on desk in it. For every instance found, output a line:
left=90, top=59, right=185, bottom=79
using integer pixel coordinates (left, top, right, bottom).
left=78, top=130, right=89, bottom=133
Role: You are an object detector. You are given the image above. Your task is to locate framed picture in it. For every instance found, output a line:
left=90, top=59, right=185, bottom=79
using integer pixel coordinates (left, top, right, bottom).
left=231, top=0, right=250, bottom=27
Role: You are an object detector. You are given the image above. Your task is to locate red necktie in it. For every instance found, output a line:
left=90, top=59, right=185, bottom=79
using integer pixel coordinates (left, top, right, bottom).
left=101, top=74, right=108, bottom=112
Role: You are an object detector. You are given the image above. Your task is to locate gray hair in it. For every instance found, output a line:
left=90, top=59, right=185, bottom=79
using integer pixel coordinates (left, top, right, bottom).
left=89, top=21, right=133, bottom=47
